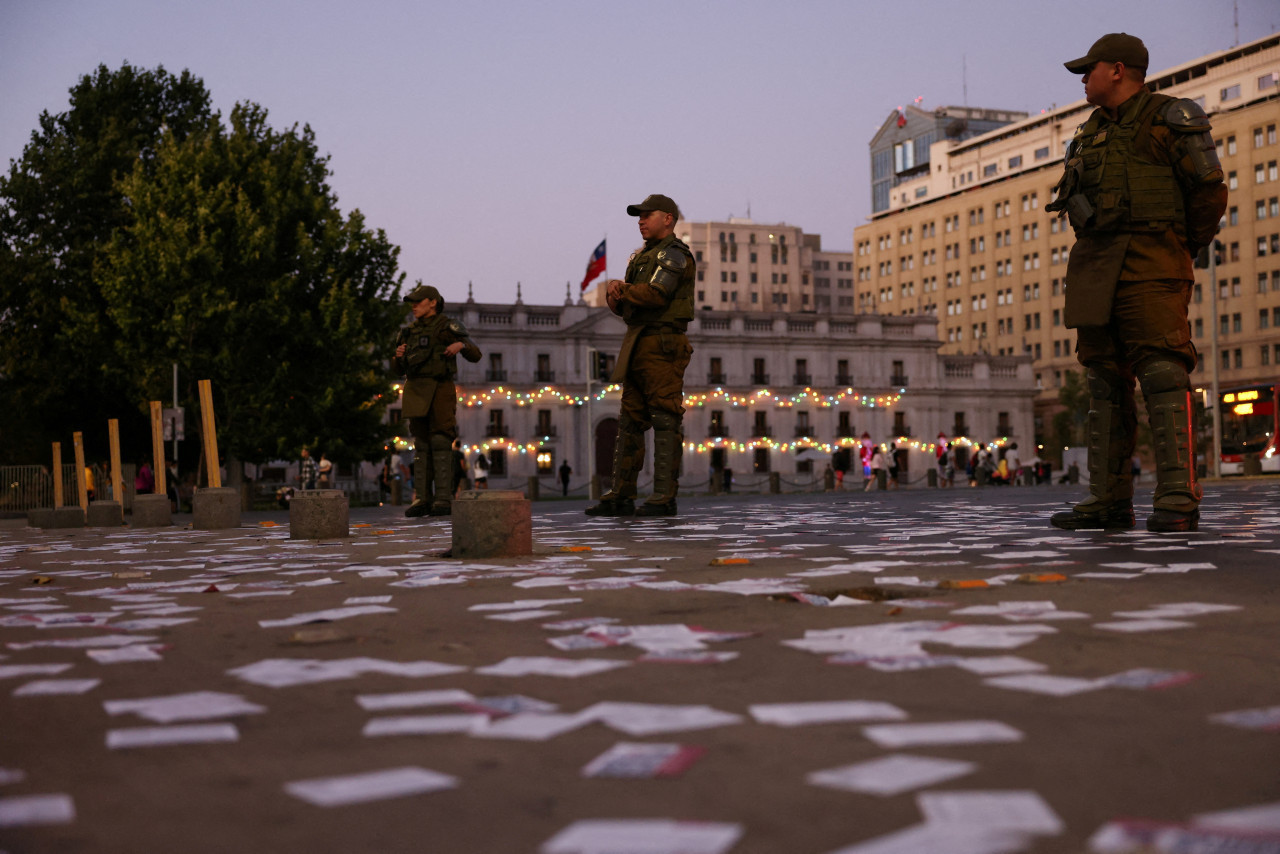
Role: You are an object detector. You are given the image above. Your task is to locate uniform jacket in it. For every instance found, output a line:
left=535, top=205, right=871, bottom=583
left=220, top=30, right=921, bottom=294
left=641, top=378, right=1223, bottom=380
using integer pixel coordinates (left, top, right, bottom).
left=393, top=313, right=481, bottom=418
left=1056, top=88, right=1227, bottom=327
left=610, top=234, right=696, bottom=381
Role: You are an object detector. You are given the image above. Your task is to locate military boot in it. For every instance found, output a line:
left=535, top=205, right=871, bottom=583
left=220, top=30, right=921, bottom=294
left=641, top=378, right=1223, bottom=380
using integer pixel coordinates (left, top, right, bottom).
left=404, top=456, right=433, bottom=518
left=635, top=414, right=680, bottom=517
left=429, top=449, right=454, bottom=516
left=586, top=420, right=643, bottom=517
left=1145, top=389, right=1201, bottom=532
left=1051, top=376, right=1136, bottom=531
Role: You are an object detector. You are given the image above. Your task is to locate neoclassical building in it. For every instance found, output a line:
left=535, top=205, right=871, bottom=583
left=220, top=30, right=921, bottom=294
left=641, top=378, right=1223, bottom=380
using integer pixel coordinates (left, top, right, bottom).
left=390, top=299, right=1038, bottom=493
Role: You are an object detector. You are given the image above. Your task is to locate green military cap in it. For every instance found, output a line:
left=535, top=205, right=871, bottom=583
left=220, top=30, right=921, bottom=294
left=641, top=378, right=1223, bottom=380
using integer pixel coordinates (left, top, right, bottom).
left=1064, top=33, right=1148, bottom=74
left=626, top=194, right=682, bottom=220
left=403, top=283, right=443, bottom=304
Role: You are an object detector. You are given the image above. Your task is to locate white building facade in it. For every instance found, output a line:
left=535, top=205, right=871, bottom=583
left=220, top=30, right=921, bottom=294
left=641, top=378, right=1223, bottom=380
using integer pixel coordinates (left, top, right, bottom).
left=390, top=300, right=1038, bottom=494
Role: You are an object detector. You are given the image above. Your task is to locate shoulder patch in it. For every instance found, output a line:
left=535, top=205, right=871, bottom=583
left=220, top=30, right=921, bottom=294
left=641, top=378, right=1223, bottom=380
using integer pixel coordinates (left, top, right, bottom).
left=446, top=317, right=469, bottom=337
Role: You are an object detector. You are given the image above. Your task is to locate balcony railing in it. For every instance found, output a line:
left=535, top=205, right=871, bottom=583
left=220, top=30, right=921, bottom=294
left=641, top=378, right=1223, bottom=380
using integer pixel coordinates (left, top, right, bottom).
left=485, top=370, right=508, bottom=382
left=707, top=372, right=727, bottom=385
left=793, top=373, right=812, bottom=386
left=890, top=374, right=909, bottom=387
left=751, top=373, right=770, bottom=385
left=708, top=425, right=730, bottom=438
left=534, top=370, right=556, bottom=383
left=485, top=425, right=510, bottom=438
left=793, top=425, right=813, bottom=438
left=835, top=374, right=854, bottom=386
left=952, top=424, right=971, bottom=437
left=534, top=426, right=557, bottom=438
left=751, top=425, right=773, bottom=438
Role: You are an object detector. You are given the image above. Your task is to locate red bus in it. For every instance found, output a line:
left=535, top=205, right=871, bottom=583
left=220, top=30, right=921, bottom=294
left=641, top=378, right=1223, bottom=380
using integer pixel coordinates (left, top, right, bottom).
left=1218, top=382, right=1280, bottom=475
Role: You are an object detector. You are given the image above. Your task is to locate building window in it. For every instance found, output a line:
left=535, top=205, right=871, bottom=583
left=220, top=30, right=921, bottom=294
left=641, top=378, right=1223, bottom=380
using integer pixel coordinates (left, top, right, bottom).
left=1221, top=84, right=1241, bottom=101
left=488, top=448, right=507, bottom=476
left=536, top=450, right=554, bottom=474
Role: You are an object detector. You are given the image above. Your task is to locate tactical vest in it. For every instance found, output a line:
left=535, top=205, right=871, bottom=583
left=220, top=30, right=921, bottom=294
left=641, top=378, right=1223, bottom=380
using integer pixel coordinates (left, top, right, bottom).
left=624, top=235, right=696, bottom=327
left=1071, top=91, right=1185, bottom=234
left=398, top=314, right=453, bottom=380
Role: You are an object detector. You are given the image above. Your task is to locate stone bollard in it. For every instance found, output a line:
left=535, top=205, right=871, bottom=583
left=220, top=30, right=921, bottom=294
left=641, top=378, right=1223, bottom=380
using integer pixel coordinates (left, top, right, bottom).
left=86, top=501, right=124, bottom=527
left=193, top=486, right=242, bottom=530
left=769, top=472, right=781, bottom=494
left=823, top=468, right=835, bottom=491
left=391, top=478, right=402, bottom=506
left=927, top=468, right=938, bottom=488
left=289, top=489, right=349, bottom=539
left=876, top=469, right=888, bottom=490
left=132, top=494, right=173, bottom=528
left=28, top=506, right=86, bottom=529
left=452, top=490, right=532, bottom=559
left=527, top=476, right=540, bottom=501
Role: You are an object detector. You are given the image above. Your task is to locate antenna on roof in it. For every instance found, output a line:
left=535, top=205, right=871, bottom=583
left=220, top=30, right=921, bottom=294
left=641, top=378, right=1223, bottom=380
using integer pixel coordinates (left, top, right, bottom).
left=962, top=55, right=969, bottom=106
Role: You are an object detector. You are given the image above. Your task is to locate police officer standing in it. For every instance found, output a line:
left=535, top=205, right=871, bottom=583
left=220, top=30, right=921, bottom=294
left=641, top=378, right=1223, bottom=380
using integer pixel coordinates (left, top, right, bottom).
left=586, top=194, right=695, bottom=517
left=1046, top=34, right=1227, bottom=533
left=393, top=283, right=481, bottom=517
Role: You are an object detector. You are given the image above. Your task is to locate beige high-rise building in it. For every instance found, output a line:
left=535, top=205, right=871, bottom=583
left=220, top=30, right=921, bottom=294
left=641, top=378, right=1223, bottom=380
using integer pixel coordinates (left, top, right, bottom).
left=852, top=31, right=1280, bottom=443
left=585, top=219, right=853, bottom=315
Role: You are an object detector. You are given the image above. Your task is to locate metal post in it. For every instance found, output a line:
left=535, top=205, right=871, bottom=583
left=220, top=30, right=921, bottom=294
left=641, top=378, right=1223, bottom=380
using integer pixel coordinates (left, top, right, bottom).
left=1208, top=250, right=1221, bottom=479
left=172, top=363, right=179, bottom=465
left=586, top=346, right=595, bottom=500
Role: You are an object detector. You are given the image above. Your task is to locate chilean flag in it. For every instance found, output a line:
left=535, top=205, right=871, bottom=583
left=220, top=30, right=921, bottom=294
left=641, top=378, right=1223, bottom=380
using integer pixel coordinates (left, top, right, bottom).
left=580, top=239, right=606, bottom=291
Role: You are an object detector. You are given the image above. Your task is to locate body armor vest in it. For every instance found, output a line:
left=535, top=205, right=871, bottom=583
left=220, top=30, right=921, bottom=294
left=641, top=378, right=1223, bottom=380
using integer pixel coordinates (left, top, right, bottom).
left=1070, top=92, right=1185, bottom=234
left=624, top=235, right=695, bottom=327
left=398, top=314, right=455, bottom=380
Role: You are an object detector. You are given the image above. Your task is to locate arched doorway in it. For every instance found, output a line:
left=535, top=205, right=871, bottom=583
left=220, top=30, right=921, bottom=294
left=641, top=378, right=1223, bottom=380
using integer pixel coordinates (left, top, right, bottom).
left=594, top=418, right=618, bottom=480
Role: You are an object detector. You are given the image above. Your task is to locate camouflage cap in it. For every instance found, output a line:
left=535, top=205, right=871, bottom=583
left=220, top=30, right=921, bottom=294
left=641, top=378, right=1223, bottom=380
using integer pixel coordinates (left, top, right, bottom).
left=1064, top=33, right=1148, bottom=74
left=626, top=194, right=681, bottom=220
left=403, top=284, right=442, bottom=304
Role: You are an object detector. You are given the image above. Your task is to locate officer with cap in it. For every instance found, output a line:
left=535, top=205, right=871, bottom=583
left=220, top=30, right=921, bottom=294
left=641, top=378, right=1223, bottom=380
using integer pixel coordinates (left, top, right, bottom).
left=586, top=194, right=696, bottom=518
left=393, top=282, right=481, bottom=517
left=1046, top=33, right=1227, bottom=533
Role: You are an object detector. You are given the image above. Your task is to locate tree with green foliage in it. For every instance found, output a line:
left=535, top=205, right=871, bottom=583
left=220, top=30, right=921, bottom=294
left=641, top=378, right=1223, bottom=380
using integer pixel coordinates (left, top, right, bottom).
left=96, top=101, right=405, bottom=471
left=0, top=64, right=213, bottom=463
left=1, top=63, right=405, bottom=472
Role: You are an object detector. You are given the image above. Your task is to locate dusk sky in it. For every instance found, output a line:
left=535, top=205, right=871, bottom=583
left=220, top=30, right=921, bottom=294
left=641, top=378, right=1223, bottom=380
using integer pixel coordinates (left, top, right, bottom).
left=3, top=1, right=1277, bottom=307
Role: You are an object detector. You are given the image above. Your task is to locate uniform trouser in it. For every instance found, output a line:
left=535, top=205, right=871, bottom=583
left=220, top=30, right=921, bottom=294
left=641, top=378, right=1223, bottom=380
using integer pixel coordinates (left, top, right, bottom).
left=604, top=331, right=692, bottom=503
left=1075, top=277, right=1200, bottom=512
left=407, top=382, right=459, bottom=506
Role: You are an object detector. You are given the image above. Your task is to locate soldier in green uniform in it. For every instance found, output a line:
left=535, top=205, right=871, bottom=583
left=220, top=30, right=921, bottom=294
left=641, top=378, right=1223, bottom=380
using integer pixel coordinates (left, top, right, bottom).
left=586, top=194, right=695, bottom=518
left=1046, top=34, right=1227, bottom=533
left=393, top=283, right=481, bottom=517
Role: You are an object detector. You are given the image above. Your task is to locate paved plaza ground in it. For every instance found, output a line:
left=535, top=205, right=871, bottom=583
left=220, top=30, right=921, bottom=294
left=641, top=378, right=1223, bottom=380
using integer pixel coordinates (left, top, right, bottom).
left=1, top=479, right=1279, bottom=854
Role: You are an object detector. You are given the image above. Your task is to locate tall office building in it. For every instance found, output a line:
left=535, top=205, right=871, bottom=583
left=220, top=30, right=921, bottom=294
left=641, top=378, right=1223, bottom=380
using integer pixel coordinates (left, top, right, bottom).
left=853, top=32, right=1280, bottom=442
left=586, top=218, right=855, bottom=315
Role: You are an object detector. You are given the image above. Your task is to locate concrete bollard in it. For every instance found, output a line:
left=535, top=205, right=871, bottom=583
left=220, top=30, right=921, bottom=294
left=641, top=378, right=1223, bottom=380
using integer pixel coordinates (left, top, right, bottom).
left=132, top=493, right=173, bottom=528
left=927, top=468, right=938, bottom=488
left=86, top=501, right=124, bottom=527
left=28, top=506, right=86, bottom=529
left=289, top=489, right=349, bottom=539
left=527, top=476, right=540, bottom=502
left=876, top=469, right=888, bottom=490
left=451, top=490, right=532, bottom=559
left=192, top=486, right=242, bottom=530
left=769, top=472, right=781, bottom=494
left=823, top=468, right=835, bottom=491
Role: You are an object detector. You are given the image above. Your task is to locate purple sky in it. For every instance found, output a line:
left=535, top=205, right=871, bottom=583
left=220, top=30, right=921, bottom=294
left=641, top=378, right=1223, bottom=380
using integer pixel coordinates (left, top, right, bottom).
left=3, top=1, right=1277, bottom=307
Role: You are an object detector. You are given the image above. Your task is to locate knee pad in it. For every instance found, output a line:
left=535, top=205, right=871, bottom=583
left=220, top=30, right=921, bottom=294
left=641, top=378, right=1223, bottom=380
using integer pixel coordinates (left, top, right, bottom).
left=1085, top=369, right=1125, bottom=403
left=651, top=411, right=681, bottom=433
left=1136, top=359, right=1189, bottom=396
left=617, top=414, right=645, bottom=436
